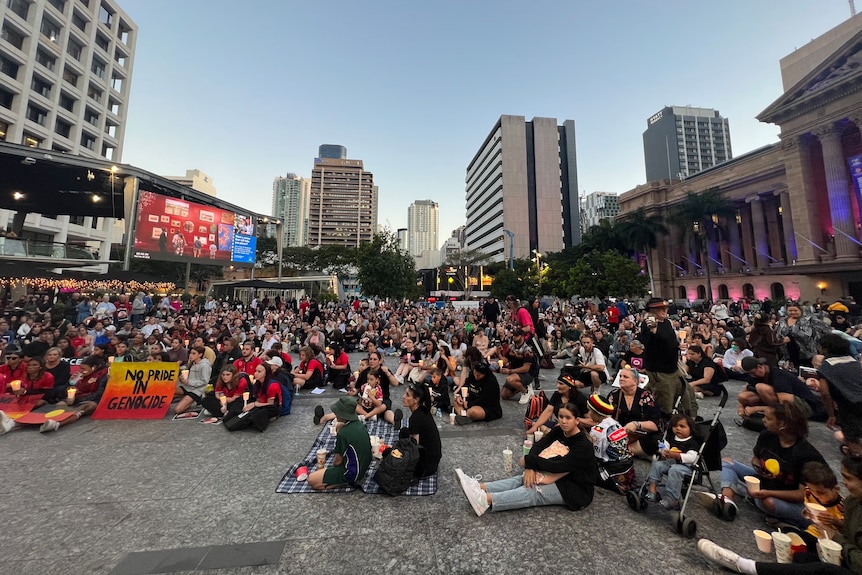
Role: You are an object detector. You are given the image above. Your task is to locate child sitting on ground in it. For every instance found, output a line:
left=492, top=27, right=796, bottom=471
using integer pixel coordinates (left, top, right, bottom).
left=801, top=461, right=845, bottom=543
left=426, top=368, right=452, bottom=415
left=645, top=414, right=702, bottom=510
left=357, top=370, right=383, bottom=421
left=586, top=393, right=636, bottom=494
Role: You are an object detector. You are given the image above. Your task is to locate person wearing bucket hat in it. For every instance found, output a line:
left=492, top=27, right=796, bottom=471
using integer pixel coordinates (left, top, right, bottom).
left=638, top=297, right=698, bottom=418
left=586, top=393, right=636, bottom=494
left=308, top=396, right=372, bottom=490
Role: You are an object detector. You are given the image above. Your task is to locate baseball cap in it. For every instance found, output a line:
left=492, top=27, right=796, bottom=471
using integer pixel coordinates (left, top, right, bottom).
left=741, top=356, right=767, bottom=371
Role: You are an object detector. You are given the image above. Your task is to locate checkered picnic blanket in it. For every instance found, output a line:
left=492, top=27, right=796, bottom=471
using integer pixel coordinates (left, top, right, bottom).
left=276, top=418, right=438, bottom=496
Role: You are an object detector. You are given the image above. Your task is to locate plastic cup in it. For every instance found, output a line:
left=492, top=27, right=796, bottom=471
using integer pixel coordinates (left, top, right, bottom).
left=753, top=530, right=773, bottom=553
left=503, top=449, right=513, bottom=473
left=527, top=433, right=535, bottom=443
left=523, top=439, right=533, bottom=456
left=819, top=539, right=843, bottom=565
left=772, top=531, right=792, bottom=564
left=449, top=412, right=456, bottom=425
left=534, top=430, right=544, bottom=442
left=460, top=387, right=468, bottom=399
left=316, top=448, right=327, bottom=469
left=242, top=391, right=250, bottom=402
left=295, top=466, right=309, bottom=481
left=744, top=475, right=761, bottom=492
left=805, top=501, right=826, bottom=523
left=788, top=533, right=807, bottom=557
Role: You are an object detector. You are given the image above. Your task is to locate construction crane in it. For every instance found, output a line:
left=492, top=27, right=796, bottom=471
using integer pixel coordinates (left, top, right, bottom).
left=852, top=0, right=857, bottom=17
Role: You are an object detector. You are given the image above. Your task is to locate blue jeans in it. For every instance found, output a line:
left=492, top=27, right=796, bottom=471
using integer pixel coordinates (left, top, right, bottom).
left=720, top=459, right=808, bottom=528
left=483, top=475, right=565, bottom=512
left=647, top=459, right=692, bottom=502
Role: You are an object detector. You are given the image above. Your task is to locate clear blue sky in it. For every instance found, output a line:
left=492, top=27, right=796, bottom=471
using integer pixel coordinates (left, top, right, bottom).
left=119, top=0, right=852, bottom=246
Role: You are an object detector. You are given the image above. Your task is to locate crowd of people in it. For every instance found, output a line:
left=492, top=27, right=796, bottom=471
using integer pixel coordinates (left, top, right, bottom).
left=1, top=288, right=861, bottom=571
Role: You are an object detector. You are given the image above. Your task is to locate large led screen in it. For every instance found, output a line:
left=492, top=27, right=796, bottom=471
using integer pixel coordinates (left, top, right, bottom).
left=132, top=190, right=257, bottom=265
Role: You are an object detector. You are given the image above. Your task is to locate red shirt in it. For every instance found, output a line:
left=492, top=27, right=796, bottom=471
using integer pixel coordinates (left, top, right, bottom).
left=233, top=355, right=262, bottom=376
left=301, top=358, right=324, bottom=375
left=216, top=377, right=249, bottom=398
left=0, top=362, right=27, bottom=387
left=22, top=371, right=54, bottom=394
left=258, top=380, right=282, bottom=409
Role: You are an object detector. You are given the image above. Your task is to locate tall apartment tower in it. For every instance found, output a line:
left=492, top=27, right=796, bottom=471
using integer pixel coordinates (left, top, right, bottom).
left=580, top=191, right=620, bottom=234
left=407, top=199, right=438, bottom=257
left=318, top=144, right=346, bottom=160
left=643, top=106, right=732, bottom=182
left=465, top=115, right=580, bottom=263
left=272, top=173, right=310, bottom=247
left=308, top=156, right=377, bottom=247
left=0, top=0, right=136, bottom=159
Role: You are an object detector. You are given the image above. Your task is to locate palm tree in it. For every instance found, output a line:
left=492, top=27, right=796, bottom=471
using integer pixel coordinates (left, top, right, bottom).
left=581, top=219, right=628, bottom=254
left=617, top=208, right=668, bottom=296
left=668, top=187, right=735, bottom=303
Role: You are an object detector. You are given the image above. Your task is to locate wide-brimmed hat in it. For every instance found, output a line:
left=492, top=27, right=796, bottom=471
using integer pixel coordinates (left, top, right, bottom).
left=330, top=396, right=358, bottom=421
left=645, top=297, right=668, bottom=309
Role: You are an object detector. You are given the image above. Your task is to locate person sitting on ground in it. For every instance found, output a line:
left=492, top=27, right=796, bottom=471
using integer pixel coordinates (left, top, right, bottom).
left=324, top=342, right=350, bottom=389
left=426, top=368, right=452, bottom=415
left=572, top=334, right=609, bottom=394
left=401, top=383, right=442, bottom=478
left=645, top=414, right=702, bottom=511
left=453, top=360, right=502, bottom=425
left=698, top=454, right=862, bottom=575
left=526, top=373, right=588, bottom=436
left=720, top=402, right=827, bottom=529
left=201, top=365, right=249, bottom=418
left=585, top=393, right=636, bottom=494
left=43, top=346, right=71, bottom=400
left=816, top=333, right=862, bottom=446
left=9, top=356, right=56, bottom=407
left=455, top=402, right=596, bottom=516
left=723, top=338, right=754, bottom=380
left=0, top=346, right=27, bottom=386
left=499, top=328, right=536, bottom=404
left=607, top=367, right=663, bottom=459
left=620, top=339, right=646, bottom=371
left=33, top=355, right=109, bottom=433
left=223, top=362, right=282, bottom=432
left=291, top=345, right=324, bottom=394
left=356, top=369, right=383, bottom=421
left=174, top=346, right=211, bottom=415
left=799, top=461, right=845, bottom=544
left=748, top=313, right=783, bottom=367
left=685, top=344, right=728, bottom=398
left=308, top=396, right=372, bottom=490
left=738, top=356, right=827, bottom=422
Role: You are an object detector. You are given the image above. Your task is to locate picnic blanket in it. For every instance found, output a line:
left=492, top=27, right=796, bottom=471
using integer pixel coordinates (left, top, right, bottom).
left=276, top=418, right=437, bottom=496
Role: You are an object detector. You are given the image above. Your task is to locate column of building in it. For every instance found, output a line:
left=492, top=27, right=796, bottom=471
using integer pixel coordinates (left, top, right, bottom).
left=745, top=195, right=771, bottom=268
left=773, top=185, right=798, bottom=264
left=815, top=124, right=858, bottom=260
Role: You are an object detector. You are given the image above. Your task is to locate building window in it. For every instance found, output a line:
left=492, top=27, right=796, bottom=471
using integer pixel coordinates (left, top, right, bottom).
left=30, top=75, right=51, bottom=98
left=90, top=56, right=105, bottom=78
left=35, top=48, right=55, bottom=71
left=102, top=143, right=114, bottom=160
left=94, top=30, right=109, bottom=51
left=67, top=38, right=82, bottom=60
left=22, top=132, right=40, bottom=147
left=80, top=130, right=95, bottom=150
left=71, top=10, right=87, bottom=32
left=108, top=97, right=119, bottom=115
left=104, top=121, right=116, bottom=137
left=1, top=21, right=26, bottom=49
left=84, top=107, right=99, bottom=126
left=98, top=3, right=112, bottom=27
left=6, top=0, right=30, bottom=20
left=26, top=103, right=48, bottom=125
left=58, top=91, right=74, bottom=111
left=40, top=15, right=61, bottom=44
left=114, top=49, right=126, bottom=68
left=0, top=86, right=12, bottom=109
left=117, top=20, right=131, bottom=45
left=47, top=0, right=65, bottom=12
left=54, top=117, right=70, bottom=138
left=0, top=53, right=19, bottom=79
left=87, top=83, right=101, bottom=102
left=110, top=73, right=122, bottom=91
left=0, top=120, right=7, bottom=140
left=62, top=66, right=79, bottom=86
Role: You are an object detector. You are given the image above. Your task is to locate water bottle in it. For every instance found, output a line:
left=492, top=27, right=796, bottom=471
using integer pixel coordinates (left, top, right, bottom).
left=436, top=408, right=442, bottom=418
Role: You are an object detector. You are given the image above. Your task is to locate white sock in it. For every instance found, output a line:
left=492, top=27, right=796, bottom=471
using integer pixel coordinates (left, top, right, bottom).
left=737, top=557, right=756, bottom=575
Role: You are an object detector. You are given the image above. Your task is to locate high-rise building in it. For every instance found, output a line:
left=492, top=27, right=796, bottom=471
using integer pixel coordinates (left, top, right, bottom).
left=580, top=191, right=620, bottom=234
left=407, top=199, right=438, bottom=258
left=166, top=169, right=216, bottom=196
left=272, top=173, right=310, bottom=247
left=396, top=227, right=407, bottom=252
left=318, top=144, right=346, bottom=160
left=465, top=115, right=579, bottom=262
left=308, top=156, right=377, bottom=247
left=0, top=0, right=137, bottom=267
left=643, top=106, right=732, bottom=182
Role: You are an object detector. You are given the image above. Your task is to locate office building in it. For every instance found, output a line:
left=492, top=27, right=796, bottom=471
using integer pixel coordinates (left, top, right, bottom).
left=308, top=156, right=377, bottom=247
left=0, top=0, right=137, bottom=268
left=272, top=173, right=310, bottom=247
left=643, top=106, right=732, bottom=182
left=407, top=199, right=438, bottom=258
left=580, top=191, right=620, bottom=233
left=618, top=14, right=862, bottom=303
left=465, top=115, right=579, bottom=262
left=166, top=169, right=216, bottom=196
left=318, top=144, right=346, bottom=160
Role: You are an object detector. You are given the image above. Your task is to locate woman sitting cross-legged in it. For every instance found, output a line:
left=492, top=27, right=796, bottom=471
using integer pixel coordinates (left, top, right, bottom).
left=201, top=365, right=250, bottom=419
left=35, top=355, right=109, bottom=433
left=455, top=402, right=596, bottom=516
left=223, top=363, right=282, bottom=432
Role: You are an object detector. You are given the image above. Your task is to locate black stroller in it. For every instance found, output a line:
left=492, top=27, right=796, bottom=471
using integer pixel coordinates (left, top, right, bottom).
left=626, top=383, right=729, bottom=538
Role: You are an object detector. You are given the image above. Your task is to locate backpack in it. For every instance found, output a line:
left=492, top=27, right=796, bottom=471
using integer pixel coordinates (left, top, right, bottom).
left=374, top=437, right=422, bottom=496
left=524, top=389, right=549, bottom=430
left=274, top=370, right=294, bottom=416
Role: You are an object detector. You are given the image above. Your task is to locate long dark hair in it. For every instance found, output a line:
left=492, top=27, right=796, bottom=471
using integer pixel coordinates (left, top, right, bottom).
left=406, top=382, right=432, bottom=414
left=254, top=362, right=274, bottom=396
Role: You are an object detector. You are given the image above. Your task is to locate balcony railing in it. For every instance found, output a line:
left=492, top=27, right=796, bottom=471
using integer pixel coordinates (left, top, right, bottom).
left=0, top=237, right=97, bottom=260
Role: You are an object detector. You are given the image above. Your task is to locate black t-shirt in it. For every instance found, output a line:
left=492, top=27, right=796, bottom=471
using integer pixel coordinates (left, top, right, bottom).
left=621, top=351, right=645, bottom=371
left=767, top=367, right=820, bottom=407
left=407, top=408, right=442, bottom=477
left=640, top=320, right=679, bottom=373
left=466, top=372, right=502, bottom=421
left=753, top=431, right=825, bottom=492
left=686, top=356, right=727, bottom=384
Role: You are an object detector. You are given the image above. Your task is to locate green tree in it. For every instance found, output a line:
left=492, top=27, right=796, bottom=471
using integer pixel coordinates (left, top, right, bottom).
left=579, top=219, right=628, bottom=254
left=617, top=208, right=669, bottom=295
left=669, top=187, right=735, bottom=302
left=314, top=244, right=357, bottom=278
left=489, top=268, right=526, bottom=300
left=444, top=247, right=495, bottom=299
left=566, top=250, right=649, bottom=299
left=255, top=236, right=279, bottom=267
left=355, top=231, right=416, bottom=299
left=542, top=248, right=580, bottom=297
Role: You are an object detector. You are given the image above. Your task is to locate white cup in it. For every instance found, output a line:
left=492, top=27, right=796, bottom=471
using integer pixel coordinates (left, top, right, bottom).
left=744, top=475, right=761, bottom=492
left=753, top=530, right=773, bottom=553
left=772, top=531, right=792, bottom=564
left=819, top=538, right=842, bottom=566
left=534, top=430, right=544, bottom=442
left=502, top=449, right=513, bottom=473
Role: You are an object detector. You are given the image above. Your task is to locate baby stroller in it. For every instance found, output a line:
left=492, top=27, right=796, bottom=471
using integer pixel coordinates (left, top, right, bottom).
left=626, top=383, right=729, bottom=538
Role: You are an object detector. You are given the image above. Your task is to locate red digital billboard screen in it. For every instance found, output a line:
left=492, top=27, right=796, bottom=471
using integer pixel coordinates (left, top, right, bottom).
left=132, top=189, right=256, bottom=265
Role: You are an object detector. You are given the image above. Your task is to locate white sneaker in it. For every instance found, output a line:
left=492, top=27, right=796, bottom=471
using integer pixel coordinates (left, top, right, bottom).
left=455, top=469, right=489, bottom=516
left=697, top=539, right=741, bottom=572
left=39, top=419, right=60, bottom=433
left=695, top=391, right=705, bottom=400
left=518, top=386, right=534, bottom=405
left=0, top=410, right=15, bottom=434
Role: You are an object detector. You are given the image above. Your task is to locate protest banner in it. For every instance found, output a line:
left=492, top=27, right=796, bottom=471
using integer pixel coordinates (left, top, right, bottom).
left=92, top=362, right=178, bottom=420
left=0, top=393, right=44, bottom=419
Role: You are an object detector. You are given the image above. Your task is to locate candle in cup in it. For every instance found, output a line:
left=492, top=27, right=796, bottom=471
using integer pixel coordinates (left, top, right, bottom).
left=498, top=359, right=504, bottom=369
left=219, top=395, right=227, bottom=408
left=353, top=371, right=359, bottom=379
left=181, top=369, right=189, bottom=382
left=242, top=391, right=250, bottom=403
left=108, top=356, right=115, bottom=364
left=66, top=387, right=76, bottom=402
left=10, top=380, right=21, bottom=391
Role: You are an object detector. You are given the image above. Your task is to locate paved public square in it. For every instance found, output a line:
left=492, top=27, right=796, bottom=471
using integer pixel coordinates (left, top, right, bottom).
left=0, top=354, right=844, bottom=575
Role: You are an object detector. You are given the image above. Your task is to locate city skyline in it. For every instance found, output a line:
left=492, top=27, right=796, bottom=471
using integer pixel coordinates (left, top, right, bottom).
left=117, top=0, right=851, bottom=249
